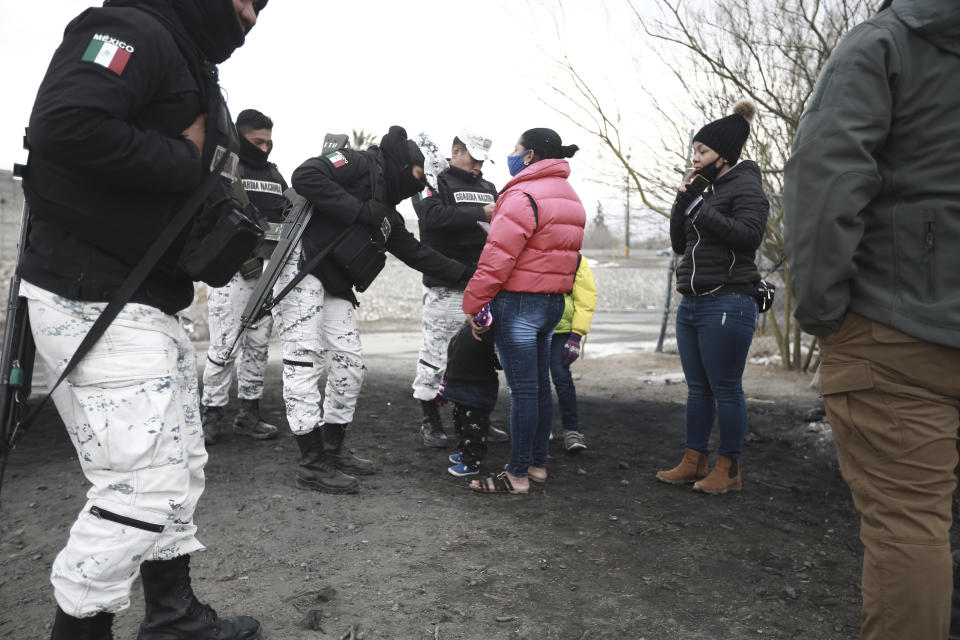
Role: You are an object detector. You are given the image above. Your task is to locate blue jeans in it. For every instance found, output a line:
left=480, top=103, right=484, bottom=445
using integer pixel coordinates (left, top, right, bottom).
left=675, top=292, right=757, bottom=459
left=550, top=332, right=579, bottom=430
left=493, top=291, right=565, bottom=477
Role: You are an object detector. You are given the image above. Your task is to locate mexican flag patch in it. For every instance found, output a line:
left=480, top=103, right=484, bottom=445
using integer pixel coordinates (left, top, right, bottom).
left=81, top=34, right=134, bottom=75
left=326, top=151, right=347, bottom=168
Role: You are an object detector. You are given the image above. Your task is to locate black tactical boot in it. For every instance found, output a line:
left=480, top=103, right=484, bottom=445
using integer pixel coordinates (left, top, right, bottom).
left=50, top=607, right=114, bottom=640
left=137, top=555, right=261, bottom=640
left=233, top=398, right=280, bottom=440
left=419, top=399, right=449, bottom=448
left=201, top=405, right=223, bottom=446
left=295, top=428, right=359, bottom=494
left=322, top=423, right=375, bottom=476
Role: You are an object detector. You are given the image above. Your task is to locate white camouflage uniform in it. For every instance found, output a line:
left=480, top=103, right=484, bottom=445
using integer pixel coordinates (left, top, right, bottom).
left=201, top=270, right=273, bottom=407
left=411, top=285, right=468, bottom=401
left=271, top=243, right=364, bottom=433
left=21, top=280, right=206, bottom=617
left=409, top=132, right=496, bottom=405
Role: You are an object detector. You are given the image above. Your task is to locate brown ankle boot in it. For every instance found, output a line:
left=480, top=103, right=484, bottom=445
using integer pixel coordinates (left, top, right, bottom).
left=693, top=455, right=742, bottom=494
left=656, top=448, right=709, bottom=484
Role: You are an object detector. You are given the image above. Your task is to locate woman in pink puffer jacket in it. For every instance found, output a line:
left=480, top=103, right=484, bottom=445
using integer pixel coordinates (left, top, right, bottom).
left=463, top=128, right=586, bottom=495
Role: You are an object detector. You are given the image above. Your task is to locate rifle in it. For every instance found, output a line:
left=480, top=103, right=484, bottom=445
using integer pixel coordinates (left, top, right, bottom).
left=0, top=199, right=36, bottom=504
left=239, top=187, right=313, bottom=331
left=321, top=133, right=349, bottom=155
left=232, top=134, right=372, bottom=351
left=238, top=133, right=349, bottom=332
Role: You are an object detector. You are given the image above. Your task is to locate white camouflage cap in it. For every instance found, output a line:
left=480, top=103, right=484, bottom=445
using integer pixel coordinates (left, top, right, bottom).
left=457, top=130, right=494, bottom=162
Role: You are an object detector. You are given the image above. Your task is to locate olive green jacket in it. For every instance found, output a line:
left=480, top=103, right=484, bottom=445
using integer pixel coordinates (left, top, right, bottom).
left=784, top=0, right=960, bottom=347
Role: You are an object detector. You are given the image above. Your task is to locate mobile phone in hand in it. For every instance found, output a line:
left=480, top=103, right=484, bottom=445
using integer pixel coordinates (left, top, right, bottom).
left=687, top=174, right=711, bottom=196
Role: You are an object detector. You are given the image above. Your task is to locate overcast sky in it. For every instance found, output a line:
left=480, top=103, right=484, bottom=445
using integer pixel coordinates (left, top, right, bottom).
left=0, top=1, right=683, bottom=237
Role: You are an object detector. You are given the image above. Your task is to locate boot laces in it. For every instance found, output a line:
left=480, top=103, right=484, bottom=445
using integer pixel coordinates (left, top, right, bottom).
left=186, top=595, right=220, bottom=625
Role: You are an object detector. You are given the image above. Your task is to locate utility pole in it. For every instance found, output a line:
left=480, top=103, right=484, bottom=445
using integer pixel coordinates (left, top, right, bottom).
left=624, top=154, right=631, bottom=259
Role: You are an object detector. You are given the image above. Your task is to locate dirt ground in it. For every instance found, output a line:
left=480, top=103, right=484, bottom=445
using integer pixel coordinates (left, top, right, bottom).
left=1, top=328, right=955, bottom=640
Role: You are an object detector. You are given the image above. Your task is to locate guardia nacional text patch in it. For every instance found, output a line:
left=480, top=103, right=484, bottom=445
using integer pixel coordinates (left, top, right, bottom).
left=81, top=34, right=134, bottom=75
left=326, top=151, right=347, bottom=168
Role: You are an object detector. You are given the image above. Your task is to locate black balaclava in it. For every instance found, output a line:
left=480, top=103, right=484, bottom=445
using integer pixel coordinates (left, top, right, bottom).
left=103, top=0, right=251, bottom=64
left=379, top=126, right=426, bottom=205
left=171, top=0, right=247, bottom=64
left=238, top=134, right=269, bottom=169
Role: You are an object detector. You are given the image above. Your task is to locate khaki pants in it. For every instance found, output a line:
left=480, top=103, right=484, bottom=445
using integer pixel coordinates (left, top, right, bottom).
left=819, top=312, right=960, bottom=640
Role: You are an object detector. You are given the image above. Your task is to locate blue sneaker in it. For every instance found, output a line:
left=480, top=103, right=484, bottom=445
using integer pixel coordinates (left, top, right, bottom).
left=448, top=459, right=479, bottom=477
left=449, top=453, right=461, bottom=464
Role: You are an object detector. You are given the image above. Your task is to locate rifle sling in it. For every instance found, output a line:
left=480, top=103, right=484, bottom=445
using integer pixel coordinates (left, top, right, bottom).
left=264, top=225, right=355, bottom=316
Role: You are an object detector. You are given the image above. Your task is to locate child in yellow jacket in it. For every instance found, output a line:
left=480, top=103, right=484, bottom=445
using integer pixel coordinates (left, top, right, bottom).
left=550, top=255, right=597, bottom=452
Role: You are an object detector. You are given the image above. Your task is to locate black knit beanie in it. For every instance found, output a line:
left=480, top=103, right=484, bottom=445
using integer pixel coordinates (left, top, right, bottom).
left=693, top=100, right=757, bottom=165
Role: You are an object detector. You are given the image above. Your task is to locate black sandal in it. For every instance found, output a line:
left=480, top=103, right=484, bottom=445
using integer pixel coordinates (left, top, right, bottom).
left=470, top=471, right=529, bottom=495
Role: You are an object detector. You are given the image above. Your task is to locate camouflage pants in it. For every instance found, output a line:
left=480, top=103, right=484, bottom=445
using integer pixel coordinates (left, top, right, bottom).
left=21, top=280, right=206, bottom=617
left=412, top=286, right=466, bottom=401
left=201, top=270, right=274, bottom=407
left=272, top=243, right=364, bottom=434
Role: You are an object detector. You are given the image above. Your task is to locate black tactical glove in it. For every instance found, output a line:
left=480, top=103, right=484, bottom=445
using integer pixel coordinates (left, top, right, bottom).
left=357, top=201, right=394, bottom=245
left=357, top=201, right=393, bottom=227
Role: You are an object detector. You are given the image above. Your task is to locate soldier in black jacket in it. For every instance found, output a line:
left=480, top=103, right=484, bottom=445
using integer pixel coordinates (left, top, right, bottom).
left=275, top=126, right=468, bottom=494
left=19, top=1, right=266, bottom=638
left=410, top=132, right=507, bottom=447
left=201, top=109, right=286, bottom=445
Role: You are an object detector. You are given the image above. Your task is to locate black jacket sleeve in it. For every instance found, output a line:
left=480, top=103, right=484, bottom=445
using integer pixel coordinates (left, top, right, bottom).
left=670, top=195, right=691, bottom=255
left=413, top=192, right=486, bottom=233
left=27, top=8, right=202, bottom=192
left=291, top=150, right=369, bottom=226
left=385, top=211, right=469, bottom=285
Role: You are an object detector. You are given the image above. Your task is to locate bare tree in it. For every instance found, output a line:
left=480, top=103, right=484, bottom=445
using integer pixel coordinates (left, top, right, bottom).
left=544, top=0, right=882, bottom=369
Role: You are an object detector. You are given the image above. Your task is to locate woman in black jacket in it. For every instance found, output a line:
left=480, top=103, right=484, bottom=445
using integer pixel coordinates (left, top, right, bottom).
left=656, top=101, right=768, bottom=495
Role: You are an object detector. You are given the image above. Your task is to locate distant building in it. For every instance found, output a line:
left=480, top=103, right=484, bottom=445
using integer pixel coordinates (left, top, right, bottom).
left=0, top=169, right=25, bottom=261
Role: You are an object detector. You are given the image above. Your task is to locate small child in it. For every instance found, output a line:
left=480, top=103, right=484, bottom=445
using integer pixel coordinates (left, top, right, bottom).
left=550, top=254, right=597, bottom=452
left=442, top=305, right=500, bottom=476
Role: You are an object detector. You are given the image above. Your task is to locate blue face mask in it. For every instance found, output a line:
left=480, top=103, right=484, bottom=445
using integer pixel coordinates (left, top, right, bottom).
left=507, top=151, right=528, bottom=177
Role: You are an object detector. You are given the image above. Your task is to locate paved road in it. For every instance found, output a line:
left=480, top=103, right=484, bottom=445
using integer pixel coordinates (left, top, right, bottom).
left=583, top=309, right=669, bottom=358
left=360, top=309, right=669, bottom=361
